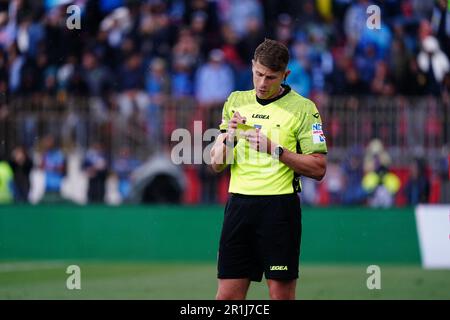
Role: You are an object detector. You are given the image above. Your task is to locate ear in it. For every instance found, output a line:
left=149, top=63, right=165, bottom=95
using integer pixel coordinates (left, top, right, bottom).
left=284, top=70, right=291, bottom=81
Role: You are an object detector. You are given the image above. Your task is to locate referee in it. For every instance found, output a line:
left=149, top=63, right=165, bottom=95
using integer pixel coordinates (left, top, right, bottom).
left=210, top=39, right=327, bottom=300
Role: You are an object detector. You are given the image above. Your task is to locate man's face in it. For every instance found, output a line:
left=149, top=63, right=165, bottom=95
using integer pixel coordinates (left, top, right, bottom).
left=252, top=60, right=288, bottom=99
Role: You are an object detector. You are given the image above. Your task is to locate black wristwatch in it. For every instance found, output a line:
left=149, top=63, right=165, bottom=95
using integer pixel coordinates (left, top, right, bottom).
left=272, top=145, right=284, bottom=159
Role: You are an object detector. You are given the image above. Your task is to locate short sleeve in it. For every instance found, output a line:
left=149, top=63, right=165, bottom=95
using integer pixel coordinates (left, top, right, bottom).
left=296, top=100, right=328, bottom=154
left=218, top=92, right=235, bottom=132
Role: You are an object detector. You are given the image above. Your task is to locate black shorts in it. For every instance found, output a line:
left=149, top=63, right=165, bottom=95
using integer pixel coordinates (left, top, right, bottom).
left=217, top=193, right=302, bottom=282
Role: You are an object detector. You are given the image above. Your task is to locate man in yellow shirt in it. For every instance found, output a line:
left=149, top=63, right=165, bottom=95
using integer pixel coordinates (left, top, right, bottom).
left=210, top=39, right=327, bottom=300
left=0, top=155, right=13, bottom=204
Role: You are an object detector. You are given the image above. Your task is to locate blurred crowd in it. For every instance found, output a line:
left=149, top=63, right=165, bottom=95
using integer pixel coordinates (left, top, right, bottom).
left=0, top=0, right=449, bottom=103
left=0, top=0, right=449, bottom=205
left=302, top=138, right=450, bottom=207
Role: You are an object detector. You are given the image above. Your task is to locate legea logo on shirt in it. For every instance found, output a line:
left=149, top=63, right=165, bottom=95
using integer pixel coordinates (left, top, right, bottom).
left=252, top=114, right=270, bottom=119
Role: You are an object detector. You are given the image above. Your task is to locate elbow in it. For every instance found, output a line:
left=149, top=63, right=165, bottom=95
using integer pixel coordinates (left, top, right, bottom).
left=314, top=156, right=327, bottom=181
left=210, top=163, right=224, bottom=173
left=313, top=165, right=327, bottom=181
left=314, top=172, right=325, bottom=181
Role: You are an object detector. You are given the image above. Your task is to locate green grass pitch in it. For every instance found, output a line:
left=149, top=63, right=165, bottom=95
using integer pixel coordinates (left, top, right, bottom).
left=1, top=261, right=449, bottom=299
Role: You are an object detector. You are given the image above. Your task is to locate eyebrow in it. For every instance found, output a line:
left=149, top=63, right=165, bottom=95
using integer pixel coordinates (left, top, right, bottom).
left=255, top=70, right=277, bottom=78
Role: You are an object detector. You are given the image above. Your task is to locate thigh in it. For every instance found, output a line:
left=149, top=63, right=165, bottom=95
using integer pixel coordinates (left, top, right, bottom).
left=259, top=194, right=302, bottom=281
left=217, top=195, right=264, bottom=281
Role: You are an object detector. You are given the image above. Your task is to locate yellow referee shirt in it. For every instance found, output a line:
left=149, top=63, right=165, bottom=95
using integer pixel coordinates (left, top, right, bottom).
left=219, top=85, right=327, bottom=195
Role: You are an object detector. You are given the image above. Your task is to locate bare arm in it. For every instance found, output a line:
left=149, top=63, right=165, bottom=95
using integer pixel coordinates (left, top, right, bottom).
left=210, top=112, right=247, bottom=173
left=210, top=133, right=232, bottom=173
left=244, top=129, right=327, bottom=181
left=278, top=150, right=327, bottom=181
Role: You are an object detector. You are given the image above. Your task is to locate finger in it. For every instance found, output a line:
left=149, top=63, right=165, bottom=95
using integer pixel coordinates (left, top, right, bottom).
left=233, top=112, right=247, bottom=124
left=228, top=120, right=238, bottom=129
left=245, top=133, right=256, bottom=140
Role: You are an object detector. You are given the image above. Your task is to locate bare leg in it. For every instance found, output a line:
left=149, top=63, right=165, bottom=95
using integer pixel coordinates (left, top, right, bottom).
left=267, top=279, right=297, bottom=300
left=216, top=279, right=251, bottom=300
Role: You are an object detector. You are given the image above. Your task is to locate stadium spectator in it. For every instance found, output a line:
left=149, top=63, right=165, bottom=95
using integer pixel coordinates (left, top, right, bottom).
left=362, top=140, right=400, bottom=208
left=117, top=52, right=149, bottom=119
left=99, top=6, right=132, bottom=49
left=146, top=57, right=170, bottom=104
left=113, top=146, right=141, bottom=202
left=370, top=60, right=395, bottom=96
left=342, top=146, right=368, bottom=205
left=273, top=13, right=294, bottom=47
left=354, top=42, right=379, bottom=89
left=138, top=1, right=174, bottom=59
left=194, top=49, right=234, bottom=107
left=220, top=23, right=245, bottom=70
left=171, top=55, right=195, bottom=99
left=0, top=153, right=13, bottom=204
left=417, top=34, right=450, bottom=95
left=326, top=47, right=350, bottom=95
left=82, top=142, right=108, bottom=203
left=146, top=57, right=170, bottom=147
left=362, top=164, right=401, bottom=208
left=220, top=23, right=250, bottom=90
left=363, top=139, right=392, bottom=174
left=344, top=63, right=369, bottom=95
left=38, top=134, right=66, bottom=203
left=431, top=0, right=450, bottom=58
left=323, top=161, right=344, bottom=205
left=183, top=0, right=220, bottom=50
left=389, top=32, right=413, bottom=95
left=172, top=27, right=201, bottom=73
left=288, top=40, right=312, bottom=97
left=357, top=20, right=393, bottom=61
left=8, top=145, right=32, bottom=202
left=81, top=51, right=114, bottom=98
left=404, top=158, right=430, bottom=205
left=7, top=43, right=24, bottom=95
left=0, top=49, right=7, bottom=93
left=236, top=15, right=265, bottom=73
left=0, top=11, right=16, bottom=50
left=438, top=145, right=450, bottom=203
left=344, top=0, right=371, bottom=47
left=225, top=0, right=264, bottom=39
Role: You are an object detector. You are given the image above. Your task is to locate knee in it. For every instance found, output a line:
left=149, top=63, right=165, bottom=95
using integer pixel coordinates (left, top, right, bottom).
left=269, top=281, right=296, bottom=300
left=215, top=292, right=229, bottom=300
left=216, top=291, right=245, bottom=300
left=269, top=290, right=295, bottom=300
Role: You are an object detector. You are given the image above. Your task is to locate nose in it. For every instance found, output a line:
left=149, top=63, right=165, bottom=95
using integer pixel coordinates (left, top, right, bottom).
left=258, top=77, right=268, bottom=88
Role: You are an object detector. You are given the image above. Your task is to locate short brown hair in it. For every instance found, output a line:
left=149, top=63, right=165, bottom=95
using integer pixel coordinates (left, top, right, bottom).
left=253, top=38, right=289, bottom=72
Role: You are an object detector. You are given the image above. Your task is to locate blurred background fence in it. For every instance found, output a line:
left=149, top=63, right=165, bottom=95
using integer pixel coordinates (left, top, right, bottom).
left=0, top=93, right=449, bottom=206
left=2, top=94, right=450, bottom=165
